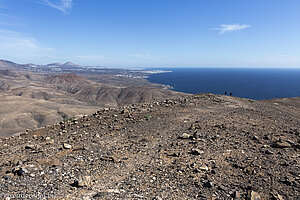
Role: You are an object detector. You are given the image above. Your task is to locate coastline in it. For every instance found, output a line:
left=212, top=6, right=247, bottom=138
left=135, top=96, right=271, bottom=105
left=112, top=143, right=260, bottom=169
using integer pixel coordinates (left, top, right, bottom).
left=145, top=68, right=300, bottom=100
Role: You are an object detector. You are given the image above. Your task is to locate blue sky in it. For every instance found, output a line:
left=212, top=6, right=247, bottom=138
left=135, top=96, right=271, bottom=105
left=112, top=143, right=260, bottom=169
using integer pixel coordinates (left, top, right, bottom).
left=0, top=0, right=300, bottom=68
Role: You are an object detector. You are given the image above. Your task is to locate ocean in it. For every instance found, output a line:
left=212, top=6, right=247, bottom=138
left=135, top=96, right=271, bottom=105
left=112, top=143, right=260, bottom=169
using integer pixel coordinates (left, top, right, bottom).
left=147, top=68, right=300, bottom=100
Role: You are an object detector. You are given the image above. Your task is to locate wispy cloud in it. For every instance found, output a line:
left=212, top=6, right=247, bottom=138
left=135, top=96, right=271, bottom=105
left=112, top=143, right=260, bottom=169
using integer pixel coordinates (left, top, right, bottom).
left=213, top=24, right=251, bottom=34
left=0, top=13, right=28, bottom=27
left=0, top=29, right=54, bottom=62
left=40, top=0, right=73, bottom=13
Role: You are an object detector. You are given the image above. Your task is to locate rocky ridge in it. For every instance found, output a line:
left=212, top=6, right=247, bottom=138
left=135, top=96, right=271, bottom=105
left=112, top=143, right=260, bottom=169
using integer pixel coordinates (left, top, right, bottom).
left=0, top=94, right=299, bottom=199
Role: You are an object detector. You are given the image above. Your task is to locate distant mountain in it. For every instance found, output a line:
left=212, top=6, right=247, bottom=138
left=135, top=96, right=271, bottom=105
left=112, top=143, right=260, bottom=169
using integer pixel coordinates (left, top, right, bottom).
left=62, top=61, right=79, bottom=67
left=45, top=61, right=81, bottom=69
left=47, top=62, right=63, bottom=67
left=60, top=61, right=80, bottom=69
left=0, top=59, right=81, bottom=69
left=0, top=59, right=19, bottom=69
left=0, top=59, right=17, bottom=65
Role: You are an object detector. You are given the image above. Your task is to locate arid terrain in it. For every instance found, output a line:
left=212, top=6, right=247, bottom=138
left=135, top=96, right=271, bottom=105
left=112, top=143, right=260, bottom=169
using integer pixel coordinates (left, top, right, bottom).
left=0, top=60, right=185, bottom=136
left=0, top=93, right=299, bottom=199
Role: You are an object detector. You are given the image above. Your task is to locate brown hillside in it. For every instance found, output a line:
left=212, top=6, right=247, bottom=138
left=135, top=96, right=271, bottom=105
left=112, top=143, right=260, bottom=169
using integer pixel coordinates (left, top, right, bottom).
left=0, top=66, right=187, bottom=136
left=45, top=73, right=90, bottom=84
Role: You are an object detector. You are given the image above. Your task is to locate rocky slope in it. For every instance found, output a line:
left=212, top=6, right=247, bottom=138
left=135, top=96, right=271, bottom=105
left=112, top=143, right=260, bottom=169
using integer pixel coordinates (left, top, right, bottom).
left=0, top=94, right=299, bottom=199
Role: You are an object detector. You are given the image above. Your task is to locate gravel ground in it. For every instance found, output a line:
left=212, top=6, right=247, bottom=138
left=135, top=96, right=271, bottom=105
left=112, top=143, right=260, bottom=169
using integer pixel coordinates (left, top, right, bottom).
left=0, top=93, right=299, bottom=199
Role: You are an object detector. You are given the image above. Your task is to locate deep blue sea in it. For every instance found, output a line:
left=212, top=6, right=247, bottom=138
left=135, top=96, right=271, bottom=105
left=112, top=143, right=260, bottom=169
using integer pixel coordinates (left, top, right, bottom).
left=147, top=68, right=300, bottom=100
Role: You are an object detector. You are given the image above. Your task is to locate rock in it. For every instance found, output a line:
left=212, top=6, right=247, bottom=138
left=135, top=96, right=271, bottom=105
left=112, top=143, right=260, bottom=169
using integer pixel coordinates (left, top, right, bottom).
left=168, top=152, right=180, bottom=157
left=180, top=133, right=191, bottom=139
left=12, top=158, right=22, bottom=166
left=217, top=185, right=228, bottom=192
left=233, top=191, right=241, bottom=199
left=49, top=139, right=55, bottom=144
left=83, top=123, right=91, bottom=127
left=63, top=143, right=72, bottom=149
left=293, top=144, right=300, bottom=150
left=25, top=144, right=35, bottom=150
left=271, top=140, right=291, bottom=148
left=199, top=165, right=209, bottom=171
left=265, top=150, right=274, bottom=154
left=12, top=167, right=27, bottom=176
left=285, top=139, right=294, bottom=145
left=252, top=135, right=259, bottom=141
left=263, top=135, right=270, bottom=140
left=279, top=177, right=292, bottom=186
left=191, top=148, right=204, bottom=155
left=79, top=175, right=92, bottom=187
left=46, top=137, right=55, bottom=144
left=21, top=167, right=29, bottom=174
left=271, top=193, right=284, bottom=200
left=193, top=131, right=203, bottom=139
left=93, top=189, right=121, bottom=196
left=250, top=191, right=261, bottom=200
left=106, top=189, right=121, bottom=193
left=71, top=175, right=92, bottom=187
left=203, top=180, right=214, bottom=188
left=121, top=109, right=130, bottom=114
left=45, top=136, right=51, bottom=141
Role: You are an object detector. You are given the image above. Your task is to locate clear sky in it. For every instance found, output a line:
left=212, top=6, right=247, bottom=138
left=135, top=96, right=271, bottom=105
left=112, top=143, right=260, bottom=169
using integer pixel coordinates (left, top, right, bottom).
left=0, top=0, right=300, bottom=68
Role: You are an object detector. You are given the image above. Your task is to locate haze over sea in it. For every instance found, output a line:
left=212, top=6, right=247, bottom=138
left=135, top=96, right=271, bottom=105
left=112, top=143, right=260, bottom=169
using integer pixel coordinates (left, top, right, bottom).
left=147, top=68, right=300, bottom=100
